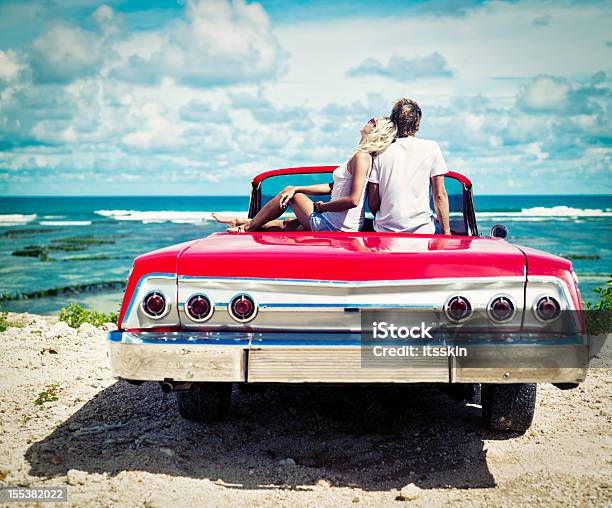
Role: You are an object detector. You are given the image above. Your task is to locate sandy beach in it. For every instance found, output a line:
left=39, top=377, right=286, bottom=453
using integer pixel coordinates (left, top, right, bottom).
left=0, top=311, right=610, bottom=507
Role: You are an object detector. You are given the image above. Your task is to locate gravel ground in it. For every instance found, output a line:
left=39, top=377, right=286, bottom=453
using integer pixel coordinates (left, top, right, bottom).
left=0, top=312, right=610, bottom=507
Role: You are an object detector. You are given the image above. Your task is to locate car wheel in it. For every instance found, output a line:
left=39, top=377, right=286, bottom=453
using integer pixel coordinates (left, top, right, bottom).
left=176, top=382, right=232, bottom=422
left=481, top=383, right=536, bottom=433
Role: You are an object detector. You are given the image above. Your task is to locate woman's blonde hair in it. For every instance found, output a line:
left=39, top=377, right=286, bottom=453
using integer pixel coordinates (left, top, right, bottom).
left=354, top=116, right=397, bottom=155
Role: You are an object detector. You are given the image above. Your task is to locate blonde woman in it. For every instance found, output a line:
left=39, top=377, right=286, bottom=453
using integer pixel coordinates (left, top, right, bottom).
left=219, top=117, right=397, bottom=233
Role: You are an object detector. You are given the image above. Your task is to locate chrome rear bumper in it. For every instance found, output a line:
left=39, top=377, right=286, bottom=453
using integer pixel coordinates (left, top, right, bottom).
left=108, top=331, right=589, bottom=384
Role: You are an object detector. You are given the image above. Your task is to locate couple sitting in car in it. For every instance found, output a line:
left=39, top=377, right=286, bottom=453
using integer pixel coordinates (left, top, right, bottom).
left=214, top=98, right=451, bottom=236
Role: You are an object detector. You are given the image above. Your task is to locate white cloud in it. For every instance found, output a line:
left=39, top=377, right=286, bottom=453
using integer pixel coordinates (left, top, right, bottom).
left=29, top=24, right=105, bottom=84
left=517, top=72, right=610, bottom=116
left=1, top=0, right=611, bottom=195
left=112, top=0, right=286, bottom=87
left=0, top=49, right=22, bottom=82
left=121, top=101, right=184, bottom=151
left=517, top=75, right=571, bottom=113
left=347, top=53, right=454, bottom=81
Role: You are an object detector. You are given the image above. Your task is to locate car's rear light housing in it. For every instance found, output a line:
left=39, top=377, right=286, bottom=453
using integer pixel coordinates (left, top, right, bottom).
left=444, top=295, right=472, bottom=323
left=228, top=294, right=257, bottom=323
left=534, top=296, right=561, bottom=322
left=487, top=295, right=516, bottom=323
left=141, top=291, right=169, bottom=319
left=185, top=293, right=214, bottom=322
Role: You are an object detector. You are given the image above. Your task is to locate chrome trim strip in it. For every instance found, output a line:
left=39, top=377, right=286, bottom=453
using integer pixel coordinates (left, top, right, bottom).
left=109, top=331, right=586, bottom=347
left=261, top=302, right=437, bottom=308
left=178, top=275, right=526, bottom=287
left=194, top=302, right=439, bottom=310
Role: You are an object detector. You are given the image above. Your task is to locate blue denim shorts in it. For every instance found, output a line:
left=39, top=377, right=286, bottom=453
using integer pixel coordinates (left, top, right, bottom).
left=309, top=211, right=336, bottom=232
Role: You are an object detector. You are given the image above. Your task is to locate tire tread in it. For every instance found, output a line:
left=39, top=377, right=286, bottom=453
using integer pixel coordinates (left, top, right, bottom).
left=481, top=383, right=536, bottom=433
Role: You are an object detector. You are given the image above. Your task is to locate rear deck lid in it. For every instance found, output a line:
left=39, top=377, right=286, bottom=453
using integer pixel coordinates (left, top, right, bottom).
left=177, top=232, right=526, bottom=280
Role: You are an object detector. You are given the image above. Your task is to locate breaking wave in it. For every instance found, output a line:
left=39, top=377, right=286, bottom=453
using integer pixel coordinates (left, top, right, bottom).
left=94, top=210, right=249, bottom=224
left=38, top=221, right=92, bottom=226
left=93, top=206, right=612, bottom=224
left=0, top=214, right=36, bottom=226
left=476, top=206, right=611, bottom=219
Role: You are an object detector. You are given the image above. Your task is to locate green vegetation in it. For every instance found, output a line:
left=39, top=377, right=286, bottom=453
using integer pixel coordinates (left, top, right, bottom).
left=58, top=254, right=132, bottom=262
left=1, top=280, right=126, bottom=301
left=60, top=254, right=112, bottom=262
left=12, top=245, right=49, bottom=261
left=47, top=244, right=88, bottom=252
left=34, top=384, right=59, bottom=405
left=50, top=236, right=115, bottom=246
left=0, top=313, right=25, bottom=331
left=1, top=228, right=59, bottom=238
left=584, top=276, right=611, bottom=336
left=561, top=253, right=602, bottom=261
left=59, top=303, right=118, bottom=328
left=11, top=236, right=116, bottom=261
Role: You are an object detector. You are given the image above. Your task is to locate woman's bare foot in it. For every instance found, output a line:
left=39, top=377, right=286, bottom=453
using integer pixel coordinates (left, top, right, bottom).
left=212, top=213, right=250, bottom=228
left=226, top=225, right=248, bottom=233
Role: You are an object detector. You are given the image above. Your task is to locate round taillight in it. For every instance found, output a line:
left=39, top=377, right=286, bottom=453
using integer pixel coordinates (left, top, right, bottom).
left=445, top=296, right=472, bottom=323
left=488, top=296, right=516, bottom=323
left=534, top=296, right=561, bottom=322
left=142, top=291, right=167, bottom=319
left=228, top=294, right=257, bottom=322
left=186, top=294, right=213, bottom=322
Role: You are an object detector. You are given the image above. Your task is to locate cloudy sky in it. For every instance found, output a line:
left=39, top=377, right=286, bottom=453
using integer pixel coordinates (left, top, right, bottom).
left=0, top=0, right=610, bottom=196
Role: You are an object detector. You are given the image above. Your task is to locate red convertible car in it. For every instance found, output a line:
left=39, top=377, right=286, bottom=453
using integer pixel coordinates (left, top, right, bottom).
left=108, top=166, right=588, bottom=432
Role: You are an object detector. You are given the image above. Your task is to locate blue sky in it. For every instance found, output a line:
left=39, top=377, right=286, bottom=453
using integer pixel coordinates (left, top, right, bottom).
left=0, top=0, right=610, bottom=195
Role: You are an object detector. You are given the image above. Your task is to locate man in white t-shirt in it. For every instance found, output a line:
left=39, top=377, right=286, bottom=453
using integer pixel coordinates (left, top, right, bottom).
left=368, top=99, right=451, bottom=235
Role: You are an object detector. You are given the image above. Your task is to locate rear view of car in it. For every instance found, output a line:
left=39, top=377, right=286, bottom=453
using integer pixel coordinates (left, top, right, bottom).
left=108, top=167, right=589, bottom=433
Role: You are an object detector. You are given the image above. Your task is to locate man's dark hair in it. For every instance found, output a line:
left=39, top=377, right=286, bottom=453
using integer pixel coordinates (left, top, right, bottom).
left=390, top=98, right=422, bottom=137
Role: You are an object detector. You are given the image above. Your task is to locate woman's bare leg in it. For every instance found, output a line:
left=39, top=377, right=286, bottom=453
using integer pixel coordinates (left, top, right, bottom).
left=287, top=193, right=315, bottom=230
left=213, top=214, right=294, bottom=231
left=212, top=213, right=250, bottom=227
left=227, top=218, right=303, bottom=233
left=227, top=192, right=314, bottom=232
left=260, top=218, right=303, bottom=231
left=240, top=192, right=293, bottom=232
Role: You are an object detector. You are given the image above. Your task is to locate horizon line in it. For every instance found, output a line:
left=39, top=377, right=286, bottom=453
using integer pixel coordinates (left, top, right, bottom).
left=1, top=193, right=611, bottom=198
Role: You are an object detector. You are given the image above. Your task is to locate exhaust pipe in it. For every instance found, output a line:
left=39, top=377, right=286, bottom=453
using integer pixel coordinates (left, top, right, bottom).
left=160, top=381, right=193, bottom=393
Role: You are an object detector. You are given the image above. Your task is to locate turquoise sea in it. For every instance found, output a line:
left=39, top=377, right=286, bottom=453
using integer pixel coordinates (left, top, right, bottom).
left=1, top=195, right=610, bottom=315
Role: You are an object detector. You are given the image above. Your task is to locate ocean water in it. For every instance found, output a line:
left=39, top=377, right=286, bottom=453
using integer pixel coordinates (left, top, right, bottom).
left=0, top=195, right=610, bottom=315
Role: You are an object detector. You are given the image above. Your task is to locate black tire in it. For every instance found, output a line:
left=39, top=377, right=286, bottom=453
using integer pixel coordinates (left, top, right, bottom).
left=481, top=383, right=536, bottom=433
left=176, top=382, right=232, bottom=422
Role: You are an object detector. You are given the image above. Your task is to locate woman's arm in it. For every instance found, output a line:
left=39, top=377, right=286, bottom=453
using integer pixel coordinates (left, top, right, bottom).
left=318, top=152, right=371, bottom=212
left=279, top=183, right=332, bottom=208
left=295, top=183, right=333, bottom=195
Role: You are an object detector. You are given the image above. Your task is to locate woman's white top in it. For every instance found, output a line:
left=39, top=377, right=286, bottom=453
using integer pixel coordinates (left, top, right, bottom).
left=322, top=161, right=368, bottom=232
